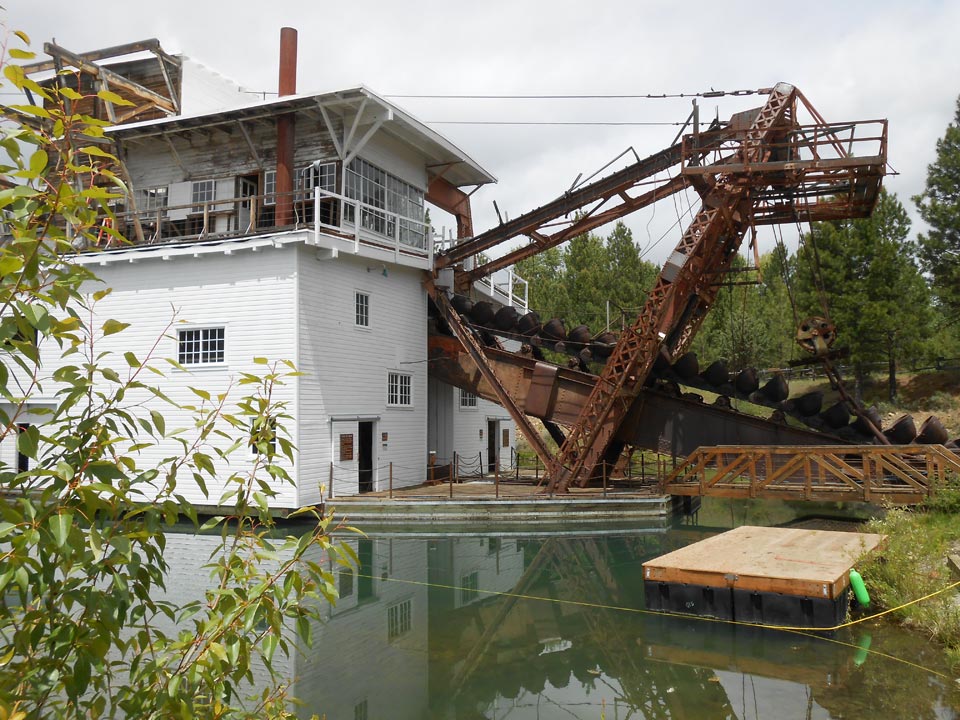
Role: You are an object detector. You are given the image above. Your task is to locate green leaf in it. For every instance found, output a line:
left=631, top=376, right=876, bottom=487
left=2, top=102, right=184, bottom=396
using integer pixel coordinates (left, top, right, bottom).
left=0, top=255, right=24, bottom=276
left=16, top=424, right=39, bottom=460
left=124, top=351, right=141, bottom=368
left=8, top=48, right=35, bottom=60
left=102, top=319, right=130, bottom=336
left=96, top=89, right=135, bottom=107
left=48, top=511, right=73, bottom=548
left=150, top=409, right=166, bottom=437
left=79, top=144, right=118, bottom=160
left=28, top=148, right=48, bottom=175
left=59, top=87, right=84, bottom=101
left=14, top=30, right=31, bottom=45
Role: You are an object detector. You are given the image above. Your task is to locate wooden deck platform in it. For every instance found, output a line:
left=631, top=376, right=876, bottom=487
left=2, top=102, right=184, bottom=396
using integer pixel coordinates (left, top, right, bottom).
left=642, top=526, right=885, bottom=628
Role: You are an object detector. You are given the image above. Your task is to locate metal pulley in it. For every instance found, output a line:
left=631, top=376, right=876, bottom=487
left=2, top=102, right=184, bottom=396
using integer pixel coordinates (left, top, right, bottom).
left=796, top=317, right=836, bottom=356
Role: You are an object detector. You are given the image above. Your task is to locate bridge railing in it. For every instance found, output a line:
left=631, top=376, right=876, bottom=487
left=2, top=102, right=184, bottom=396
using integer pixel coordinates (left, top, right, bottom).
left=662, top=444, right=960, bottom=504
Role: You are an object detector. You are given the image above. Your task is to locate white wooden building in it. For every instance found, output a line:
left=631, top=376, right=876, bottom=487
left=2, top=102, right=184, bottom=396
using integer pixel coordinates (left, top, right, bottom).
left=7, top=44, right=525, bottom=508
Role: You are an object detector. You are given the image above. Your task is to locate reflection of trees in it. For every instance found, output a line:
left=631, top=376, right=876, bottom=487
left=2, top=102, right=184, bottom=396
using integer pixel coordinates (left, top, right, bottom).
left=428, top=535, right=960, bottom=719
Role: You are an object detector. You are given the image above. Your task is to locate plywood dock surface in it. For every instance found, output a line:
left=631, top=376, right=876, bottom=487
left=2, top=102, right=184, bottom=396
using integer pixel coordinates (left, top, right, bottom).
left=642, top=526, right=885, bottom=599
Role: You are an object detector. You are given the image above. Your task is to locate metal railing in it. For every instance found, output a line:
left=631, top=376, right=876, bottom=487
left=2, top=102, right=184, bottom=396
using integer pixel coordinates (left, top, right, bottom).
left=96, top=187, right=432, bottom=259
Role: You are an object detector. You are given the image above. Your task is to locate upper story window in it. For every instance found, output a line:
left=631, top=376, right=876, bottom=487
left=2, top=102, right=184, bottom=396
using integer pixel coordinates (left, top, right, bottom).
left=264, top=162, right=336, bottom=205
left=387, top=372, right=411, bottom=407
left=191, top=180, right=216, bottom=212
left=139, top=186, right=168, bottom=212
left=343, top=158, right=425, bottom=249
left=460, top=390, right=477, bottom=409
left=177, top=327, right=225, bottom=365
left=355, top=292, right=369, bottom=327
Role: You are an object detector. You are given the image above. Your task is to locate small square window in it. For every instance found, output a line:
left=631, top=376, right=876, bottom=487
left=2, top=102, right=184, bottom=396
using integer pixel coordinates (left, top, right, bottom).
left=355, top=292, right=369, bottom=327
left=177, top=327, right=225, bottom=365
left=459, top=390, right=477, bottom=409
left=249, top=417, right=277, bottom=457
left=387, top=372, right=411, bottom=407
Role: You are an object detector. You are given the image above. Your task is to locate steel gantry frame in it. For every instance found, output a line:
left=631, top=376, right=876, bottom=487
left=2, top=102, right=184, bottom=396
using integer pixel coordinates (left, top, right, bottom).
left=429, top=82, right=889, bottom=492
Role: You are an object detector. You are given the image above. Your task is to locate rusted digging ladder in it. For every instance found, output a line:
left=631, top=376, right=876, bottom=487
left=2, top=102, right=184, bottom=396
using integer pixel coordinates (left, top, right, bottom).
left=547, top=84, right=799, bottom=492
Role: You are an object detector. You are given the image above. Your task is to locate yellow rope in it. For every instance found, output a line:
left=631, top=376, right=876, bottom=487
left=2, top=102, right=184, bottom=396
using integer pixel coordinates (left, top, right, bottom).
left=355, top=573, right=960, bottom=680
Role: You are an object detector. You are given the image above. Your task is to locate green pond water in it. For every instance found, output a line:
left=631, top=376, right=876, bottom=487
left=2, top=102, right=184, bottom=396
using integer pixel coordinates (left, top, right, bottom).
left=164, top=499, right=960, bottom=718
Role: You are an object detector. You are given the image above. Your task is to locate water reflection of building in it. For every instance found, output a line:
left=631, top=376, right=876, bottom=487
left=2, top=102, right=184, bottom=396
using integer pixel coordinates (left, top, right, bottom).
left=158, top=529, right=960, bottom=719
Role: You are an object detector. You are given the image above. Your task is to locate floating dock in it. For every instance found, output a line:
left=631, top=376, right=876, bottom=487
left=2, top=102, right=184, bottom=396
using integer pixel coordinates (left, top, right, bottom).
left=642, top=526, right=885, bottom=629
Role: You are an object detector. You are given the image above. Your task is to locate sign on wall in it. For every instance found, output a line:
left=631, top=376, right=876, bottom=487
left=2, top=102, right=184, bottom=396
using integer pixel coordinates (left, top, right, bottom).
left=339, top=434, right=354, bottom=462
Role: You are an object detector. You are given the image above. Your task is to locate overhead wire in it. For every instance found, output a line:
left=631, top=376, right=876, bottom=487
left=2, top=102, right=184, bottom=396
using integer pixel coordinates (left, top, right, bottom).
left=385, top=88, right=771, bottom=100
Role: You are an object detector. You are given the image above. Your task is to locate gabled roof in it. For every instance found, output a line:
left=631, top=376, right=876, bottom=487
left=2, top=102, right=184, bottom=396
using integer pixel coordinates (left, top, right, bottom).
left=106, top=86, right=496, bottom=187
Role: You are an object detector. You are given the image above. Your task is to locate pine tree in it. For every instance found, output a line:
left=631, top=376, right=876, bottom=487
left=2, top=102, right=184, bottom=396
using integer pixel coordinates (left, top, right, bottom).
left=914, top=96, right=960, bottom=316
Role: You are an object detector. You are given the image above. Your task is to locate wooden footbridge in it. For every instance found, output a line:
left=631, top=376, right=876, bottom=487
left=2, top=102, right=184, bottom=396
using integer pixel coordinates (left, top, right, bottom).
left=661, top=444, right=960, bottom=504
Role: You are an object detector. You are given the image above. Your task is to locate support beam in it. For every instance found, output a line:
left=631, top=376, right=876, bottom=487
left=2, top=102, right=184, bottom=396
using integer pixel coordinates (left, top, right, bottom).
left=425, top=176, right=474, bottom=239
left=40, top=42, right=176, bottom=114
left=23, top=39, right=163, bottom=74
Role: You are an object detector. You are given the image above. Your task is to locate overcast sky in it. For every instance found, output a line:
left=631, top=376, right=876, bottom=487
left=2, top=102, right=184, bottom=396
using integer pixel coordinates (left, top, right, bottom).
left=9, top=1, right=960, bottom=264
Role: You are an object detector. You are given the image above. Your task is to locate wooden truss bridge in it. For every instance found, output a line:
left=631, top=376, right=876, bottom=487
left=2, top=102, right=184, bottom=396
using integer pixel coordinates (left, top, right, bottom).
left=661, top=444, right=960, bottom=504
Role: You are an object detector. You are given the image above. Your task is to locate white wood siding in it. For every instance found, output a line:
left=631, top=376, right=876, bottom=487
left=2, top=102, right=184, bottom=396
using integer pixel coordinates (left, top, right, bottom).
left=297, top=246, right=428, bottom=501
left=80, top=247, right=299, bottom=507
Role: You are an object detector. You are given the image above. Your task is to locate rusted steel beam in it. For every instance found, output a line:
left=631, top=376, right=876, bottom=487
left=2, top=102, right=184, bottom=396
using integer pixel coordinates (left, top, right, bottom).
left=547, top=84, right=799, bottom=493
left=425, top=176, right=474, bottom=239
left=459, top=173, right=690, bottom=285
left=275, top=28, right=298, bottom=227
left=427, top=280, right=556, bottom=473
left=435, top=143, right=687, bottom=269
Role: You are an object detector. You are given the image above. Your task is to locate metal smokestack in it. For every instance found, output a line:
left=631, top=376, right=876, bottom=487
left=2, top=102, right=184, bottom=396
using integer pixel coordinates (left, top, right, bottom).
left=275, top=27, right=297, bottom=226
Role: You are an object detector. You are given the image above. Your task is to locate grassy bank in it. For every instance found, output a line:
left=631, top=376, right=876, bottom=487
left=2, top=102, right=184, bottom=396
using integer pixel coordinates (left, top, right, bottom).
left=860, top=496, right=960, bottom=668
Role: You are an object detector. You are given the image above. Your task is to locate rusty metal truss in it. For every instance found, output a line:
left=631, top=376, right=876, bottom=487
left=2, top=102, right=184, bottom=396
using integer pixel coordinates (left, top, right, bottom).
left=431, top=82, right=890, bottom=492
left=661, top=444, right=960, bottom=504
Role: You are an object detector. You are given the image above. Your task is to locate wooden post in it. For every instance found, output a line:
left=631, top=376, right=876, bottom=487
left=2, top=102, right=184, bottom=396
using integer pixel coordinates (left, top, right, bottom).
left=389, top=461, right=393, bottom=499
left=602, top=461, right=608, bottom=498
left=641, top=453, right=646, bottom=485
left=495, top=460, right=500, bottom=499
left=451, top=451, right=457, bottom=498
left=328, top=461, right=334, bottom=500
left=429, top=451, right=436, bottom=485
left=535, top=455, right=540, bottom=483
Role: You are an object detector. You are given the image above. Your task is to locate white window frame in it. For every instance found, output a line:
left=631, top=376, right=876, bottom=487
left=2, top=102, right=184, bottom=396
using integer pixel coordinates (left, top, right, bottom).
left=387, top=372, right=412, bottom=407
left=191, top=179, right=216, bottom=212
left=387, top=598, right=412, bottom=641
left=459, top=389, right=478, bottom=409
left=139, top=185, right=168, bottom=212
left=355, top=291, right=370, bottom=328
left=264, top=161, right=337, bottom=205
left=177, top=326, right=226, bottom=366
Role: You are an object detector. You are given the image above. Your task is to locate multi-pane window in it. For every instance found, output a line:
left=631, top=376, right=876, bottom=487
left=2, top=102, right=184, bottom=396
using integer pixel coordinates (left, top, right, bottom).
left=387, top=599, right=411, bottom=641
left=387, top=372, right=411, bottom=407
left=460, top=572, right=479, bottom=605
left=264, top=162, right=336, bottom=205
left=460, top=390, right=477, bottom=408
left=177, top=327, right=225, bottom=365
left=355, top=292, right=369, bottom=327
left=249, top=418, right=277, bottom=456
left=139, top=186, right=168, bottom=211
left=191, top=180, right=215, bottom=212
left=344, top=158, right=425, bottom=249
